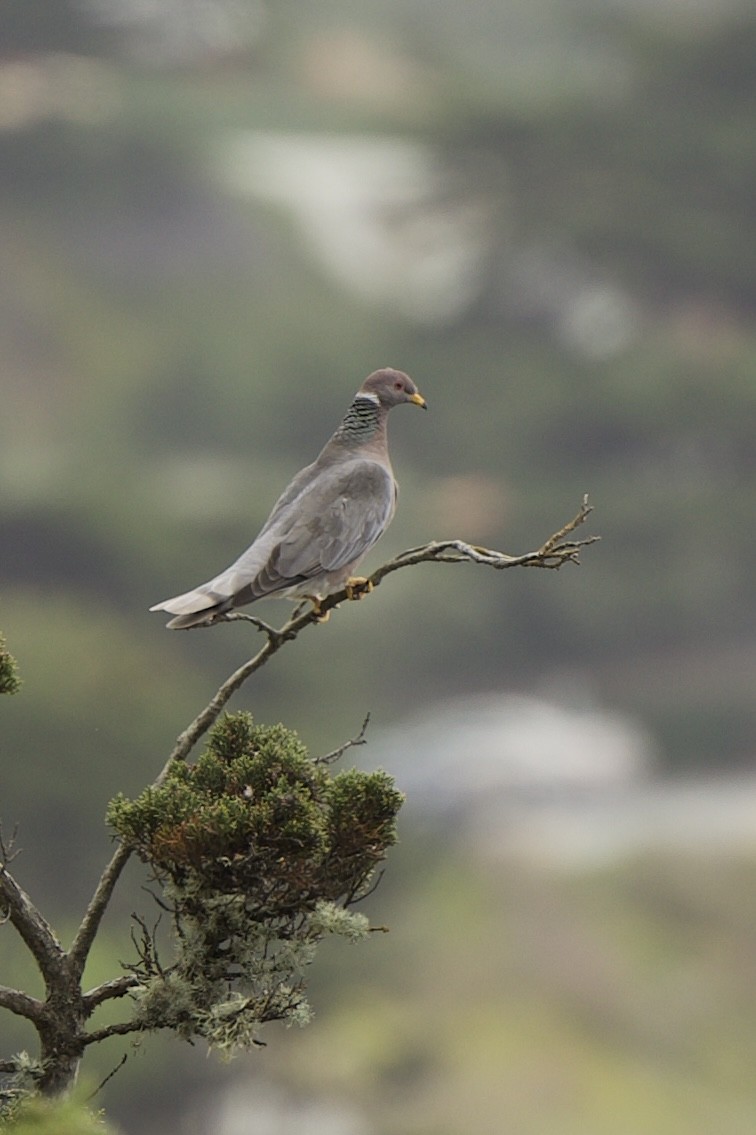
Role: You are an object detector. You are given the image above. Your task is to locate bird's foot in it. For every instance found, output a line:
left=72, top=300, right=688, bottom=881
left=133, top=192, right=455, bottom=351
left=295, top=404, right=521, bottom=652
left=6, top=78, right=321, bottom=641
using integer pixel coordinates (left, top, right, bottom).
left=309, top=597, right=331, bottom=622
left=291, top=597, right=329, bottom=621
left=345, top=576, right=373, bottom=601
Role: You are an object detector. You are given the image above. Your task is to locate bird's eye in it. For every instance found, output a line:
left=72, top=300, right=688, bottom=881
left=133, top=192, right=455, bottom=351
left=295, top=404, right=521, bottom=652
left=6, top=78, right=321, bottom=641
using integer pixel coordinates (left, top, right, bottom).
left=394, top=381, right=404, bottom=391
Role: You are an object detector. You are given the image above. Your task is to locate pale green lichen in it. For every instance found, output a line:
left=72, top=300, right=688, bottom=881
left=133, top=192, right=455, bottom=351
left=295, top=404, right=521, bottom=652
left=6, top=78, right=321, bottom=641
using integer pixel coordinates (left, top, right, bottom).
left=108, top=712, right=403, bottom=1056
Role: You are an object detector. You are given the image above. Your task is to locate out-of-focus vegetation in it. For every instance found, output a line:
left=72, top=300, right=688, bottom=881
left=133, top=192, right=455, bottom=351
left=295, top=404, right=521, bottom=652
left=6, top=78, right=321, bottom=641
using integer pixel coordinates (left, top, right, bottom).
left=1, top=0, right=754, bottom=1131
left=275, top=843, right=756, bottom=1135
left=2, top=1091, right=113, bottom=1134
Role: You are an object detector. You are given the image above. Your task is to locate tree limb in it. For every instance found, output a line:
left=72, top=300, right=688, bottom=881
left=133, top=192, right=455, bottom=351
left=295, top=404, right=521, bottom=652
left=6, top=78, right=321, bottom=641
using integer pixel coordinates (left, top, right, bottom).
left=161, top=626, right=300, bottom=768
left=82, top=975, right=139, bottom=1012
left=68, top=842, right=133, bottom=980
left=1, top=495, right=597, bottom=1093
left=165, top=495, right=598, bottom=767
left=374, top=493, right=598, bottom=578
left=0, top=867, right=65, bottom=991
left=0, top=985, right=43, bottom=1023
left=82, top=1019, right=149, bottom=1047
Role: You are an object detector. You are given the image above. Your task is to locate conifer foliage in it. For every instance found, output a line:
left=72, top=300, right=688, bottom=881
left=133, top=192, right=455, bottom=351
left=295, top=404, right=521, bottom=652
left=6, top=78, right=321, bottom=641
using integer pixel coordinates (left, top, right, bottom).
left=107, top=713, right=403, bottom=1053
left=0, top=635, right=20, bottom=696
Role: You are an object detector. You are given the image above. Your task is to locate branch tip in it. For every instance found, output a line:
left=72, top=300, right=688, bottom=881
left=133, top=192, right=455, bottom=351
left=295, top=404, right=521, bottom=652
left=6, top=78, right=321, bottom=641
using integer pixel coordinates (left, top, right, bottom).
left=315, top=712, right=371, bottom=765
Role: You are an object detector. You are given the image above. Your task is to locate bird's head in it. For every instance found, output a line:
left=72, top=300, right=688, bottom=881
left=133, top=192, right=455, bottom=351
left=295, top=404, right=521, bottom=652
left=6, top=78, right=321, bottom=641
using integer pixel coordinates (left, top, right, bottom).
left=359, top=368, right=427, bottom=410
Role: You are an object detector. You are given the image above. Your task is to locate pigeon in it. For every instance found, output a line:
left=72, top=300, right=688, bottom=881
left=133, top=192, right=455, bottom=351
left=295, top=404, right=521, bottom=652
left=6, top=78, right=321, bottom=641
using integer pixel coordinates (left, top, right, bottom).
left=150, top=368, right=427, bottom=628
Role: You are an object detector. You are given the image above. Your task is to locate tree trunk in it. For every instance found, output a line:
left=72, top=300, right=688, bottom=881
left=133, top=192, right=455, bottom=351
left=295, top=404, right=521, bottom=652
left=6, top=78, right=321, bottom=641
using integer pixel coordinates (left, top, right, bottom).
left=37, top=982, right=87, bottom=1097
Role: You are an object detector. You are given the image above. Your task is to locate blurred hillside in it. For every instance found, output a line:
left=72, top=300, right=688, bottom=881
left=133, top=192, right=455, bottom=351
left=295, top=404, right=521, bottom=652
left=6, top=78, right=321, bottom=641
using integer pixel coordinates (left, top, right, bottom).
left=1, top=1, right=755, bottom=1132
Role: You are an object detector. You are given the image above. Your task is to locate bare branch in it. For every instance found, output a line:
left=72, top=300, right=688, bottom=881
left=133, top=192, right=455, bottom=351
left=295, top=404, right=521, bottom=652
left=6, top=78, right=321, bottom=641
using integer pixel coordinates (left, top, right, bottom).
left=314, top=713, right=371, bottom=766
left=348, top=867, right=386, bottom=907
left=374, top=495, right=598, bottom=579
left=82, top=975, right=139, bottom=1012
left=537, top=493, right=595, bottom=556
left=127, top=912, right=165, bottom=980
left=68, top=842, right=133, bottom=980
left=0, top=985, right=43, bottom=1023
left=220, top=612, right=285, bottom=641
left=82, top=1020, right=149, bottom=1047
left=160, top=632, right=292, bottom=768
left=162, top=497, right=598, bottom=768
left=86, top=1053, right=128, bottom=1100
left=0, top=867, right=65, bottom=990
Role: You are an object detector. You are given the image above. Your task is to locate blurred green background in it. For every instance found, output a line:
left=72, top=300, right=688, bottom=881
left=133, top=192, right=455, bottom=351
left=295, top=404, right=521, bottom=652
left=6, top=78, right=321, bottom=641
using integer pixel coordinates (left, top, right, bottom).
left=1, top=1, right=755, bottom=1132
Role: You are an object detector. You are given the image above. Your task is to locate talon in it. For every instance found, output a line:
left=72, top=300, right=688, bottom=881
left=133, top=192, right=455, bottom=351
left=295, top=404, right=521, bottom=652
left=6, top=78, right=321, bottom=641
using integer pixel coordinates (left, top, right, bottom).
left=345, top=576, right=373, bottom=601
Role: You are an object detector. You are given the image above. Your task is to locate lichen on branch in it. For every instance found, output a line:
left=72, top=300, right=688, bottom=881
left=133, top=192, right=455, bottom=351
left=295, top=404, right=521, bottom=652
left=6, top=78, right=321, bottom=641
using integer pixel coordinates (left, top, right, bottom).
left=0, top=497, right=598, bottom=1092
left=106, top=712, right=403, bottom=1054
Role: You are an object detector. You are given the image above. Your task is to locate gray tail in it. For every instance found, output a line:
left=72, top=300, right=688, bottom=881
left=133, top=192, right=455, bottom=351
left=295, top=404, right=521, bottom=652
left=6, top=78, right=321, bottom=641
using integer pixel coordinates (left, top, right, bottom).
left=150, top=586, right=232, bottom=629
left=164, top=605, right=225, bottom=630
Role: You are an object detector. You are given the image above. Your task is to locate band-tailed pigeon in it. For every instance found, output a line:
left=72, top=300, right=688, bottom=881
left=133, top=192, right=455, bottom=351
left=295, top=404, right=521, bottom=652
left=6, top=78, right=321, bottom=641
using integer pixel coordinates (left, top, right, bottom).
left=150, top=368, right=427, bottom=628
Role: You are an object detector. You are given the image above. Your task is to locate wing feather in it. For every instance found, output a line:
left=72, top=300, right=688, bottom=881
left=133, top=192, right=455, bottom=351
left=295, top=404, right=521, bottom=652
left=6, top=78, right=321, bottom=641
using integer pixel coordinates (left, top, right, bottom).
left=270, top=460, right=396, bottom=583
left=151, top=458, right=396, bottom=613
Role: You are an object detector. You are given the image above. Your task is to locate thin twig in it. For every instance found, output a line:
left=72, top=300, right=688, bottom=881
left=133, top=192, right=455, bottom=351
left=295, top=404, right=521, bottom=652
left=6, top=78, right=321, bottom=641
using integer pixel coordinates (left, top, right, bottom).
left=85, top=1053, right=128, bottom=1100
left=221, top=612, right=286, bottom=641
left=348, top=867, right=386, bottom=906
left=129, top=912, right=164, bottom=978
left=537, top=493, right=594, bottom=556
left=314, top=713, right=371, bottom=765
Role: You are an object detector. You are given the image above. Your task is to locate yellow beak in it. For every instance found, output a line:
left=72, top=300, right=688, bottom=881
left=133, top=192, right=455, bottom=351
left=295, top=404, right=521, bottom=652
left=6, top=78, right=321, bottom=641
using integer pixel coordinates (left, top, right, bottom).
left=409, top=392, right=428, bottom=409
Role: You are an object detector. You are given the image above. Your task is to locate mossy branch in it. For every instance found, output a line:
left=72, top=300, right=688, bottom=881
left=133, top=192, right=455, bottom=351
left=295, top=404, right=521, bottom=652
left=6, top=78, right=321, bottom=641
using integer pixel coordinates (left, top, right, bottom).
left=102, top=713, right=402, bottom=1055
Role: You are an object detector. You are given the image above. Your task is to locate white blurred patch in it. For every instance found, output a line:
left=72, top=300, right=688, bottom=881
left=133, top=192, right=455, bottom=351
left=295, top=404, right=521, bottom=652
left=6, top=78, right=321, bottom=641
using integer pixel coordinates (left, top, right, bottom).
left=195, top=1080, right=371, bottom=1135
left=364, top=693, right=756, bottom=867
left=219, top=132, right=491, bottom=324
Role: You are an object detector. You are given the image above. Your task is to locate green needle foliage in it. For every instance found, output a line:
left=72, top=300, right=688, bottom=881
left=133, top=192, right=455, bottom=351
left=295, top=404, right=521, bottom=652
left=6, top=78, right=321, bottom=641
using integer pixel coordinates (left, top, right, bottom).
left=0, top=635, right=21, bottom=696
left=107, top=713, right=403, bottom=1054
